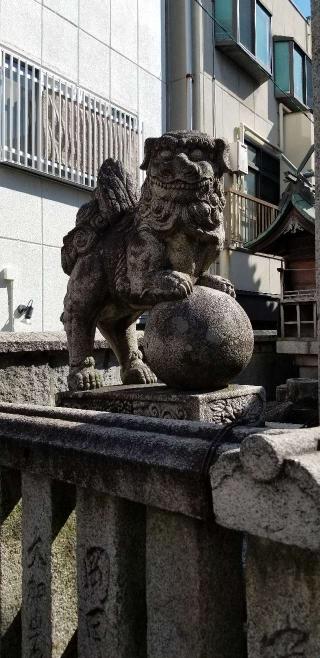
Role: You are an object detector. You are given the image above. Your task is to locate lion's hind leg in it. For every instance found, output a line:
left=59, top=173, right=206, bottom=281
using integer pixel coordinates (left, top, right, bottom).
left=98, top=315, right=157, bottom=385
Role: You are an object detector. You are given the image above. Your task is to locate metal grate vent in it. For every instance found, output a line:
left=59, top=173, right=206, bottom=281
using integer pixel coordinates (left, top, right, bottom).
left=0, top=47, right=141, bottom=188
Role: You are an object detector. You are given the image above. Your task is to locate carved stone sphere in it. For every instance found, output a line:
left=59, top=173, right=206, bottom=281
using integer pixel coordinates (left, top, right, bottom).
left=143, top=286, right=254, bottom=391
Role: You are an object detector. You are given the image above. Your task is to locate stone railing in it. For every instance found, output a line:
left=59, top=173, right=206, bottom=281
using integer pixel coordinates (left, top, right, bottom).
left=0, top=403, right=319, bottom=656
left=0, top=402, right=246, bottom=658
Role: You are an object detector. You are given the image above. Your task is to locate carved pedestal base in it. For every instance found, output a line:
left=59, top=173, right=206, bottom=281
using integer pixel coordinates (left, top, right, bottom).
left=57, top=383, right=265, bottom=425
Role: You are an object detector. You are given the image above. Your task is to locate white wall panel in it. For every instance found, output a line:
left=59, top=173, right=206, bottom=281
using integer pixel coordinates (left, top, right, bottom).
left=138, top=0, right=162, bottom=78
left=79, top=31, right=110, bottom=97
left=0, top=0, right=41, bottom=63
left=138, top=70, right=163, bottom=138
left=111, top=0, right=137, bottom=63
left=42, top=8, right=78, bottom=82
left=111, top=50, right=138, bottom=113
left=0, top=168, right=42, bottom=244
left=43, top=0, right=78, bottom=25
left=42, top=245, right=68, bottom=331
left=79, top=0, right=110, bottom=44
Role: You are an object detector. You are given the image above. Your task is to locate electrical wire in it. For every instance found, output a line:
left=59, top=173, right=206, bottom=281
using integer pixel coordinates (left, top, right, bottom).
left=193, top=0, right=314, bottom=128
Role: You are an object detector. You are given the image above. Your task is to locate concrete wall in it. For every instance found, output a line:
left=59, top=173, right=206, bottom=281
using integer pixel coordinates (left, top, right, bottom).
left=229, top=250, right=282, bottom=296
left=205, top=0, right=311, bottom=148
left=0, top=0, right=165, bottom=332
left=0, top=331, right=296, bottom=404
left=165, top=0, right=312, bottom=307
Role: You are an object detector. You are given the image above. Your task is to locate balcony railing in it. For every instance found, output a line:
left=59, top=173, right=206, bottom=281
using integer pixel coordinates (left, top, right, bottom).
left=225, top=189, right=278, bottom=245
left=0, top=46, right=141, bottom=188
left=279, top=269, right=317, bottom=339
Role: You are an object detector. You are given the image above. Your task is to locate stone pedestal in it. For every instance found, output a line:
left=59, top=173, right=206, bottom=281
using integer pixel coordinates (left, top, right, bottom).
left=57, top=383, right=265, bottom=425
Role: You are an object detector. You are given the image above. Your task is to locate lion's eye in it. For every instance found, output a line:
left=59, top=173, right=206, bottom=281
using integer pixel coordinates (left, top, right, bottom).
left=159, top=150, right=173, bottom=160
left=190, top=149, right=204, bottom=161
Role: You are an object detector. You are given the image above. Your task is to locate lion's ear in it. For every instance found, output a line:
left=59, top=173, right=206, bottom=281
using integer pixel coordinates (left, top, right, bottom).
left=140, top=137, right=158, bottom=170
left=213, top=139, right=231, bottom=178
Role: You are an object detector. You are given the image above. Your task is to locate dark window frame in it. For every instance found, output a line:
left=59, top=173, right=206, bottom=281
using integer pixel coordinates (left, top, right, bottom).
left=274, top=36, right=313, bottom=111
left=215, top=0, right=272, bottom=83
left=244, top=139, right=280, bottom=205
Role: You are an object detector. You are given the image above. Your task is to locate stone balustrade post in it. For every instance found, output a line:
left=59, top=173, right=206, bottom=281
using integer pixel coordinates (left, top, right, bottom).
left=146, top=508, right=246, bottom=657
left=22, top=473, right=52, bottom=658
left=77, top=488, right=146, bottom=658
left=211, top=427, right=320, bottom=657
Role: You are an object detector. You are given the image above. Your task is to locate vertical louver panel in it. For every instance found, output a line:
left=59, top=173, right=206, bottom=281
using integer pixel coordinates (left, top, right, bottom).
left=0, top=47, right=141, bottom=187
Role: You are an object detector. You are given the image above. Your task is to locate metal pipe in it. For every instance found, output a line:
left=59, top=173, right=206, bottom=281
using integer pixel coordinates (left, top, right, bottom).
left=185, top=0, right=193, bottom=130
left=7, top=279, right=14, bottom=332
left=279, top=102, right=284, bottom=152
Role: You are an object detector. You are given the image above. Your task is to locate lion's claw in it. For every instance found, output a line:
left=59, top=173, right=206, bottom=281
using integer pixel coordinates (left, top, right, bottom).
left=68, top=359, right=104, bottom=391
left=198, top=274, right=235, bottom=298
left=141, top=270, right=193, bottom=303
left=122, top=361, right=157, bottom=385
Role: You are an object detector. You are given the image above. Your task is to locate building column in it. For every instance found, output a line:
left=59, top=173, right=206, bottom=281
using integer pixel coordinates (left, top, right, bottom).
left=312, top=1, right=320, bottom=419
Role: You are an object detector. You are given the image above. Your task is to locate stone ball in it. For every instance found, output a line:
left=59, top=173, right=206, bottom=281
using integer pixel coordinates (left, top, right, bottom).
left=143, top=286, right=254, bottom=390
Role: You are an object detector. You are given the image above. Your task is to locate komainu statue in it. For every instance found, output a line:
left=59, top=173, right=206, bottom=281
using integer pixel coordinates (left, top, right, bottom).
left=62, top=130, right=234, bottom=391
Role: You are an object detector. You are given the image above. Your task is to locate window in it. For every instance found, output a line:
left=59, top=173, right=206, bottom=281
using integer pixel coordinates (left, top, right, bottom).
left=274, top=38, right=313, bottom=110
left=215, top=0, right=271, bottom=83
left=0, top=48, right=140, bottom=188
left=244, top=141, right=280, bottom=205
left=256, top=3, right=271, bottom=69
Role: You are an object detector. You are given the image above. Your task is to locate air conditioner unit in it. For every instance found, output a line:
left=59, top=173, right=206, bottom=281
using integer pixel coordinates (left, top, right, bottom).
left=229, top=141, right=248, bottom=175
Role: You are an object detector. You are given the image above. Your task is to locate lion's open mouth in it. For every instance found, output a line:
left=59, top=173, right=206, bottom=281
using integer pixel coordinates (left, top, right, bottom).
left=151, top=177, right=212, bottom=192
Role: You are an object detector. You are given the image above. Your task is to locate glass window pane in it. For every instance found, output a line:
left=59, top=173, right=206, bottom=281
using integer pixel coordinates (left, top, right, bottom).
left=215, top=0, right=234, bottom=41
left=274, top=41, right=291, bottom=94
left=256, top=2, right=271, bottom=68
left=245, top=141, right=258, bottom=167
left=239, top=0, right=254, bottom=53
left=306, top=58, right=313, bottom=108
left=244, top=170, right=257, bottom=197
left=260, top=175, right=279, bottom=205
left=293, top=46, right=304, bottom=103
left=261, top=151, right=280, bottom=177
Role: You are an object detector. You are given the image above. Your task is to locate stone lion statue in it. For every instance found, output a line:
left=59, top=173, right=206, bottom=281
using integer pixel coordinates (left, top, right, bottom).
left=62, top=130, right=234, bottom=391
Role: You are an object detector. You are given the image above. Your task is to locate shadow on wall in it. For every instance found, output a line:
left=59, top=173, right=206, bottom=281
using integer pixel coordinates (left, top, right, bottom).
left=0, top=164, right=91, bottom=333
left=230, top=252, right=298, bottom=398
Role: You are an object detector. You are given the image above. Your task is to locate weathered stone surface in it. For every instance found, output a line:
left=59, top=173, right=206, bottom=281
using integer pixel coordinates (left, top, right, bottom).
left=52, top=509, right=77, bottom=658
left=246, top=536, right=320, bottom=658
left=144, top=287, right=253, bottom=390
left=0, top=331, right=109, bottom=353
left=57, top=382, right=265, bottom=424
left=0, top=408, right=232, bottom=518
left=211, top=428, right=320, bottom=550
left=146, top=508, right=245, bottom=658
left=239, top=428, right=320, bottom=481
left=286, top=377, right=318, bottom=403
left=0, top=468, right=22, bottom=655
left=77, top=489, right=146, bottom=658
left=21, top=473, right=52, bottom=657
left=0, top=342, right=121, bottom=406
left=0, top=363, right=52, bottom=405
left=61, top=131, right=234, bottom=392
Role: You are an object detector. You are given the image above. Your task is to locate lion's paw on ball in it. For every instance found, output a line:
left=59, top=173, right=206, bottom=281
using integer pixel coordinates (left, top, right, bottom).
left=143, top=286, right=254, bottom=391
